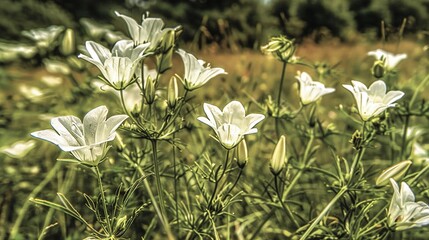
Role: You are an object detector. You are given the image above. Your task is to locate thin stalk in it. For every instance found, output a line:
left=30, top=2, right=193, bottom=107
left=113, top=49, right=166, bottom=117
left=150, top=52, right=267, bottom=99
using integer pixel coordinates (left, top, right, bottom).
left=275, top=61, right=288, bottom=137
left=274, top=176, right=299, bottom=228
left=151, top=140, right=168, bottom=225
left=157, top=90, right=189, bottom=137
left=299, top=186, right=348, bottom=240
left=124, top=152, right=173, bottom=238
left=223, top=168, right=243, bottom=200
left=173, top=132, right=179, bottom=234
left=9, top=162, right=61, bottom=240
left=94, top=165, right=113, bottom=234
left=349, top=121, right=367, bottom=176
left=400, top=114, right=410, bottom=159
left=409, top=163, right=429, bottom=185
left=282, top=133, right=315, bottom=200
left=208, top=150, right=231, bottom=209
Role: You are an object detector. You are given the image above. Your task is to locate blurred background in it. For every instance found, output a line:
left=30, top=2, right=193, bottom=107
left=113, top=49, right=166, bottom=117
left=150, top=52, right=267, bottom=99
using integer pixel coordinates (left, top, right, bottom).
left=1, top=0, right=429, bottom=49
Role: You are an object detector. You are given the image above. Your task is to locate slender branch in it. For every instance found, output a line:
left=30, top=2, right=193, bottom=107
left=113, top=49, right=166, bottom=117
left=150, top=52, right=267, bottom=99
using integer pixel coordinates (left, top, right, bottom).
left=275, top=61, right=288, bottom=138
left=299, top=186, right=348, bottom=240
left=94, top=165, right=113, bottom=234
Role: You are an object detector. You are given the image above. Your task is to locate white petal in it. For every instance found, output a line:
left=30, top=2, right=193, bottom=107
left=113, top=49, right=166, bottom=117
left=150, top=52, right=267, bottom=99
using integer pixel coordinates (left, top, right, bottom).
left=368, top=80, right=387, bottom=97
left=83, top=106, right=108, bottom=144
left=85, top=41, right=111, bottom=64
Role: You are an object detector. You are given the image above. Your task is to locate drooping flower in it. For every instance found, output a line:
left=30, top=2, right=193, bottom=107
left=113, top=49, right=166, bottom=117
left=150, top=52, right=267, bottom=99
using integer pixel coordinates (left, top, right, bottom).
left=368, top=49, right=407, bottom=71
left=78, top=40, right=149, bottom=90
left=31, top=106, right=128, bottom=165
left=388, top=179, right=429, bottom=231
left=343, top=80, right=404, bottom=121
left=176, top=49, right=227, bottom=90
left=270, top=135, right=287, bottom=175
left=197, top=101, right=265, bottom=149
left=296, top=71, right=335, bottom=105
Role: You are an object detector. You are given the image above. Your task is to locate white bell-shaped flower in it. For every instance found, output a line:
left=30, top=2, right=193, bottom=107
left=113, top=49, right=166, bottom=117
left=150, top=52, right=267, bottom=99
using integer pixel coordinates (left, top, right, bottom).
left=197, top=100, right=264, bottom=149
left=343, top=80, right=404, bottom=121
left=368, top=49, right=407, bottom=70
left=388, top=179, right=429, bottom=231
left=176, top=49, right=226, bottom=90
left=31, top=106, right=128, bottom=165
left=79, top=40, right=149, bottom=89
left=296, top=71, right=335, bottom=105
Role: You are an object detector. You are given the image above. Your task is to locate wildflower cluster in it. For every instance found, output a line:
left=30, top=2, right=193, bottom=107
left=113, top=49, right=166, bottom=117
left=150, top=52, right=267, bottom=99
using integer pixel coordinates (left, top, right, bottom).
left=4, top=8, right=428, bottom=240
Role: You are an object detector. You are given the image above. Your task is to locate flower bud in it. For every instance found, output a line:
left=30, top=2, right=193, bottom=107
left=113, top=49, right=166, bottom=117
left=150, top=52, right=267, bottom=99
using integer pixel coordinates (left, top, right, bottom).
left=156, top=29, right=175, bottom=73
left=236, top=139, right=248, bottom=168
left=167, top=76, right=179, bottom=108
left=376, top=160, right=412, bottom=186
left=261, top=36, right=295, bottom=62
left=270, top=135, right=287, bottom=175
left=60, top=28, right=75, bottom=56
left=144, top=75, right=155, bottom=104
left=371, top=59, right=386, bottom=79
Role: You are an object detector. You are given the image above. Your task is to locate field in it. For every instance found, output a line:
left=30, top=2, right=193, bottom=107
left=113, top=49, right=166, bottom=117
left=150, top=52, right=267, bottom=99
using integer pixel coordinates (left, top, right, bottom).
left=1, top=20, right=429, bottom=240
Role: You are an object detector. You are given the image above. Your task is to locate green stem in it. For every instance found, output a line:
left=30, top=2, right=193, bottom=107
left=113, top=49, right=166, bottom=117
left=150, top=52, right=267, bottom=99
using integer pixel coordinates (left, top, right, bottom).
left=157, top=90, right=189, bottom=138
left=94, top=165, right=113, bottom=235
left=349, top=121, right=367, bottom=176
left=409, top=163, right=429, bottom=185
left=299, top=186, right=348, bottom=240
left=223, top=168, right=243, bottom=200
left=151, top=140, right=168, bottom=225
left=274, top=176, right=299, bottom=229
left=282, top=133, right=315, bottom=200
left=9, top=162, right=61, bottom=240
left=173, top=132, right=179, bottom=234
left=123, top=150, right=173, bottom=238
left=208, top=149, right=231, bottom=209
left=275, top=61, right=288, bottom=137
left=400, top=115, right=410, bottom=160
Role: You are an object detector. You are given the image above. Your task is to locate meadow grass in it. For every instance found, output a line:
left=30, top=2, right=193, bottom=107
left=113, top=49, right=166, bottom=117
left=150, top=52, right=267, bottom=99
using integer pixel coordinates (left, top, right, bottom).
left=0, top=31, right=428, bottom=239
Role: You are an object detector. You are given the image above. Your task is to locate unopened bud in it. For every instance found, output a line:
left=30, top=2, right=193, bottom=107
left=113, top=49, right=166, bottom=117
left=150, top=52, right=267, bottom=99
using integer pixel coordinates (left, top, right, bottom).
left=156, top=29, right=175, bottom=73
left=144, top=75, right=155, bottom=104
left=376, top=160, right=412, bottom=186
left=261, top=36, right=296, bottom=62
left=60, top=28, right=75, bottom=56
left=167, top=76, right=179, bottom=108
left=372, top=59, right=385, bottom=78
left=270, top=135, right=287, bottom=175
left=236, top=139, right=248, bottom=168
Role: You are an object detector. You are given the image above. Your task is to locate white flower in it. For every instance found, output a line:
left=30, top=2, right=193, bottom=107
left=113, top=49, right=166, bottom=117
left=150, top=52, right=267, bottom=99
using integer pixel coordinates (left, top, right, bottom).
left=388, top=179, right=429, bottom=231
left=176, top=49, right=226, bottom=90
left=115, top=11, right=168, bottom=49
left=343, top=80, right=404, bottom=121
left=368, top=49, right=407, bottom=70
left=296, top=71, right=335, bottom=105
left=22, top=25, right=64, bottom=49
left=31, top=106, right=128, bottom=165
left=197, top=101, right=265, bottom=149
left=78, top=40, right=149, bottom=89
left=0, top=140, right=36, bottom=159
